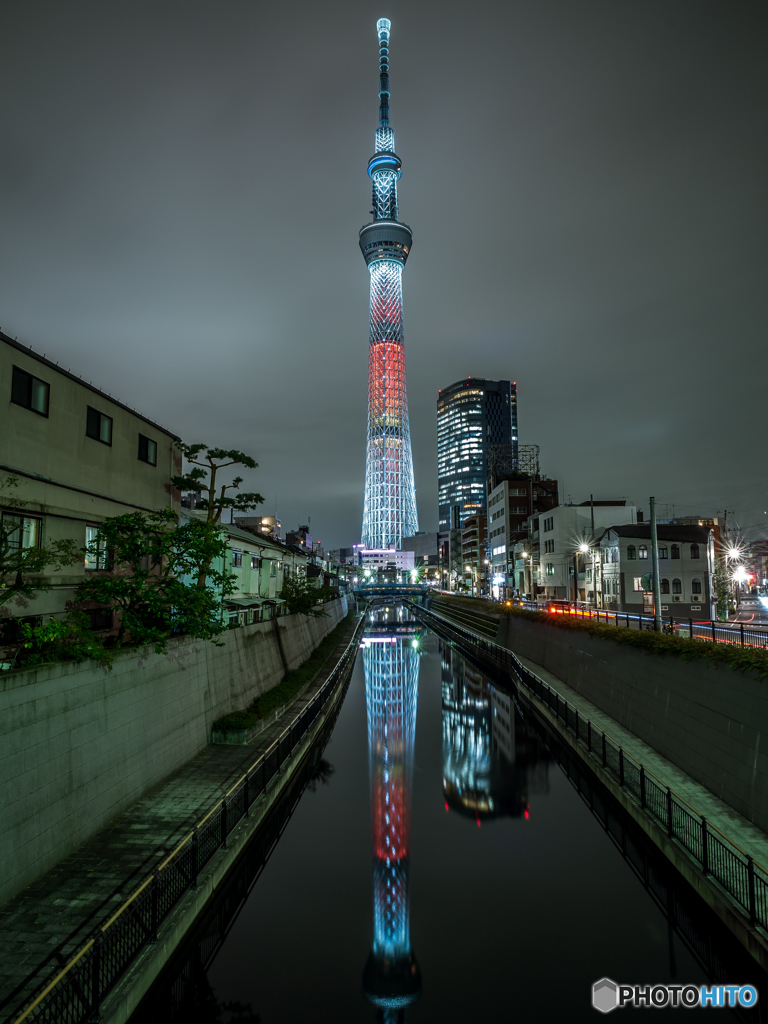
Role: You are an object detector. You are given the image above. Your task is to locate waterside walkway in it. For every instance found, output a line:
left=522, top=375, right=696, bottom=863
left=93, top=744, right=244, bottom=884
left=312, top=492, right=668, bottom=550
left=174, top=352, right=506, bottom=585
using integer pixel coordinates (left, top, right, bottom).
left=0, top=613, right=361, bottom=1021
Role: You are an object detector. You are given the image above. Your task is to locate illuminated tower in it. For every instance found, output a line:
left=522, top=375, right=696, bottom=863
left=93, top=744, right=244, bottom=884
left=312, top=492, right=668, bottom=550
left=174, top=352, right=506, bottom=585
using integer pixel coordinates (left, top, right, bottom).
left=360, top=18, right=419, bottom=550
left=362, top=629, right=421, bottom=1019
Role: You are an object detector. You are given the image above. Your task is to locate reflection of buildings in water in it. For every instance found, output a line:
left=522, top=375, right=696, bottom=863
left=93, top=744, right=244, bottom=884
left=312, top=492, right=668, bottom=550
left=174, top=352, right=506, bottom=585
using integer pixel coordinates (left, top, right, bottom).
left=362, top=627, right=421, bottom=1021
left=441, top=643, right=550, bottom=820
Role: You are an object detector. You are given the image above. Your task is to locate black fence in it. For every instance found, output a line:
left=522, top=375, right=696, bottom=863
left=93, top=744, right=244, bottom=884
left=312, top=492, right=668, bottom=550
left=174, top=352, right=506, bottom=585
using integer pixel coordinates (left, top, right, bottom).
left=516, top=601, right=768, bottom=649
left=7, top=616, right=366, bottom=1024
left=412, top=602, right=768, bottom=936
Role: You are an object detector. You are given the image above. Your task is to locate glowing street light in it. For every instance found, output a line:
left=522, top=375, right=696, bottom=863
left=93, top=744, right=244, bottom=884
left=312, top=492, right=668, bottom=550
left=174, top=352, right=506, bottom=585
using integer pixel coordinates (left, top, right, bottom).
left=579, top=543, right=590, bottom=553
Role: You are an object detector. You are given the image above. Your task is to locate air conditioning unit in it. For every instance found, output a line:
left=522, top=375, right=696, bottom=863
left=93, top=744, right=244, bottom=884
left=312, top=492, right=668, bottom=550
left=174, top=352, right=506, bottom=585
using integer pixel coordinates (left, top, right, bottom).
left=674, top=595, right=682, bottom=601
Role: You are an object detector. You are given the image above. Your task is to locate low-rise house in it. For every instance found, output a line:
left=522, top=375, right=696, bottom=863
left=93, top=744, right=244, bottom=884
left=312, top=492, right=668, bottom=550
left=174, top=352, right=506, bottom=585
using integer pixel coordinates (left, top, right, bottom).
left=596, top=524, right=716, bottom=618
left=214, top=520, right=309, bottom=625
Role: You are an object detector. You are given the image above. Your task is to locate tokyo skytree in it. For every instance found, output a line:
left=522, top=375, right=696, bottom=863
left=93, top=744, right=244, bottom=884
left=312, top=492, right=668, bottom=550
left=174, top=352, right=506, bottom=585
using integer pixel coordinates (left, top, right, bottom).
left=360, top=18, right=419, bottom=550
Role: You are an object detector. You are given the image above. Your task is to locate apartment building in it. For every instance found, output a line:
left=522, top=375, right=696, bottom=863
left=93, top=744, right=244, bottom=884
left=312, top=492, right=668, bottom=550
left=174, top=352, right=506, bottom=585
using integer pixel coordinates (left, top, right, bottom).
left=1, top=331, right=181, bottom=625
left=488, top=476, right=558, bottom=593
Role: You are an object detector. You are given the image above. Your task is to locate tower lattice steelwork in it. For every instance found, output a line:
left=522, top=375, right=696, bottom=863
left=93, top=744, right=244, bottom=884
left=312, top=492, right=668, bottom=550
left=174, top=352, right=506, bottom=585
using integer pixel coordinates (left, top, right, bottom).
left=362, top=625, right=421, bottom=1020
left=360, top=18, right=418, bottom=550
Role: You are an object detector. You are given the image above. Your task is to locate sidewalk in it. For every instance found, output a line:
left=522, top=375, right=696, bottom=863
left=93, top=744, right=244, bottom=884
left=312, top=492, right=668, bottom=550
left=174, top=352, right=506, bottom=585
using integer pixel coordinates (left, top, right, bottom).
left=513, top=650, right=768, bottom=869
left=0, top=613, right=360, bottom=1017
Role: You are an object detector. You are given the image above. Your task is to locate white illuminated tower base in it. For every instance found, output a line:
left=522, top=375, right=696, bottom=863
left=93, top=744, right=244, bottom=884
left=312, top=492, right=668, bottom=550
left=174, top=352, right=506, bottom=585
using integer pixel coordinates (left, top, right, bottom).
left=360, top=19, right=418, bottom=551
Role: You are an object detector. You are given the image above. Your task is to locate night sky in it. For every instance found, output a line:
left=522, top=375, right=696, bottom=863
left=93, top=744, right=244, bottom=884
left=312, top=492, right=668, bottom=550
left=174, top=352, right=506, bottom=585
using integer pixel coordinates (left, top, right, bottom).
left=2, top=0, right=765, bottom=548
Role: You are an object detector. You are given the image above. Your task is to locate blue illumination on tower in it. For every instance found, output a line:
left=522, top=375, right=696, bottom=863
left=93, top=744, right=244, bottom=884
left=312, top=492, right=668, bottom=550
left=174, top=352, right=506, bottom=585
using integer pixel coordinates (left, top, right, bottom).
left=360, top=18, right=419, bottom=551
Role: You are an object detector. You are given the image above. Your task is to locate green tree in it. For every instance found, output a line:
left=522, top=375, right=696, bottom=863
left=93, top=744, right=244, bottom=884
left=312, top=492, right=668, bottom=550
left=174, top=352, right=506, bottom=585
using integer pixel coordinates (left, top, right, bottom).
left=6, top=611, right=112, bottom=670
left=171, top=444, right=265, bottom=587
left=0, top=474, right=80, bottom=608
left=279, top=570, right=333, bottom=618
left=76, top=509, right=236, bottom=652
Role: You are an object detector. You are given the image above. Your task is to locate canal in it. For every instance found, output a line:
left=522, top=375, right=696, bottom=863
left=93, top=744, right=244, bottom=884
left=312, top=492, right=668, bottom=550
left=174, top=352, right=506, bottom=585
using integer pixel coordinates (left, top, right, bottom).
left=135, top=606, right=767, bottom=1022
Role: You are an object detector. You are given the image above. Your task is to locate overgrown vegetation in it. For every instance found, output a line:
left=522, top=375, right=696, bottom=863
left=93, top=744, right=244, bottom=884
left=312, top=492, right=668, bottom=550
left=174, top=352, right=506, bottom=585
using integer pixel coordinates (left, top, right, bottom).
left=214, top=612, right=354, bottom=732
left=280, top=571, right=334, bottom=618
left=5, top=611, right=113, bottom=670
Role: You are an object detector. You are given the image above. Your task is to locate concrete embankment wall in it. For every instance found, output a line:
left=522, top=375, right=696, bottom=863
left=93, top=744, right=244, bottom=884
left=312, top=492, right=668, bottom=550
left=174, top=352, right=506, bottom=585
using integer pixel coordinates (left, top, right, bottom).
left=0, top=598, right=347, bottom=907
left=495, top=614, right=768, bottom=832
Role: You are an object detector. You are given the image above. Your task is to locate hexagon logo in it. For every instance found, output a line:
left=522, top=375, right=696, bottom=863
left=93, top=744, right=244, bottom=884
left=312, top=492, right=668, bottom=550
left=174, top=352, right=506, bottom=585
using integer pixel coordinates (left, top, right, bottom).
left=593, top=978, right=619, bottom=1013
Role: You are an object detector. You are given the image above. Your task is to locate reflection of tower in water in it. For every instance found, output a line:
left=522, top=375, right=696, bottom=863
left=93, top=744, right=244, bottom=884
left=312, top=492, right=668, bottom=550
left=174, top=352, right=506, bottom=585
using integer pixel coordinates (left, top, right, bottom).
left=362, top=630, right=421, bottom=1021
left=441, top=643, right=550, bottom=820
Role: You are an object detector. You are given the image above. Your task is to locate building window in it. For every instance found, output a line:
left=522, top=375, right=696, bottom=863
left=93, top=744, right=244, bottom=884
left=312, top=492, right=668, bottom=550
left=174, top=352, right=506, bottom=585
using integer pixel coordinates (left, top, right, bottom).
left=270, top=561, right=277, bottom=577
left=658, top=546, right=668, bottom=559
left=627, top=545, right=636, bottom=560
left=611, top=548, right=618, bottom=563
left=633, top=577, right=643, bottom=591
left=11, top=366, right=50, bottom=416
left=546, top=563, right=554, bottom=576
left=251, top=554, right=261, bottom=570
left=1, top=513, right=41, bottom=551
left=138, top=434, right=157, bottom=466
left=691, top=578, right=702, bottom=594
left=638, top=545, right=648, bottom=560
left=671, top=544, right=680, bottom=559
left=690, top=543, right=700, bottom=559
left=86, top=607, right=113, bottom=631
left=86, top=407, right=113, bottom=446
left=231, top=549, right=242, bottom=568
left=660, top=578, right=670, bottom=594
left=672, top=578, right=682, bottom=594
left=85, top=525, right=110, bottom=570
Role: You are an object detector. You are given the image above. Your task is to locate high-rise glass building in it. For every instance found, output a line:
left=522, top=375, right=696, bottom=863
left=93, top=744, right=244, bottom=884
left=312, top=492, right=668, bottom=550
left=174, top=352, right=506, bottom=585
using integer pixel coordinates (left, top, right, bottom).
left=437, top=378, right=518, bottom=530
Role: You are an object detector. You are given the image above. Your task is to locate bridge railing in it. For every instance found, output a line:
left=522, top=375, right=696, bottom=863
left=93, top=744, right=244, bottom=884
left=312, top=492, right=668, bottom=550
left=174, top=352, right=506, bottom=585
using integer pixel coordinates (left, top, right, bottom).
left=411, top=602, right=768, bottom=936
left=7, top=615, right=367, bottom=1024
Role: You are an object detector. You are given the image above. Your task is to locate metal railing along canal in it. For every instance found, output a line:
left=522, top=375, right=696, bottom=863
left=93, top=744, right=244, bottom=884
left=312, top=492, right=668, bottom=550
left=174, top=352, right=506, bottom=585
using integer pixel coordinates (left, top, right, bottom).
left=8, top=616, right=366, bottom=1024
left=413, top=602, right=768, bottom=936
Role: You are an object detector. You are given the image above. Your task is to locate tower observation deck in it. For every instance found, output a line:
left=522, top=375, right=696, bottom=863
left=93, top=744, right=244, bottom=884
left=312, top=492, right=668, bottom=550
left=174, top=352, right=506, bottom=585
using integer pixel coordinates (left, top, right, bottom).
left=360, top=18, right=419, bottom=550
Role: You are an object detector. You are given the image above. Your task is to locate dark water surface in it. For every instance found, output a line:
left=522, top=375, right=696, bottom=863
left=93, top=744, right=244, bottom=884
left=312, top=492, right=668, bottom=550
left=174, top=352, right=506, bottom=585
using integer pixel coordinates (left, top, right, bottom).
left=134, top=608, right=767, bottom=1022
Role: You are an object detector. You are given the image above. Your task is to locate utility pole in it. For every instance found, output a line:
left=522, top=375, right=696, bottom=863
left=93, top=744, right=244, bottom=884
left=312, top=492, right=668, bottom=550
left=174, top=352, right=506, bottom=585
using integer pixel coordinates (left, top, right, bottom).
left=650, top=496, right=662, bottom=631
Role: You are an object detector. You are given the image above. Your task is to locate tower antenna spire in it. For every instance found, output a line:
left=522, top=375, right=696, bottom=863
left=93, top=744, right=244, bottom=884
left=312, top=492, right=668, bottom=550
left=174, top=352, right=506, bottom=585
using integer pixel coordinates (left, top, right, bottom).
left=377, top=18, right=391, bottom=126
